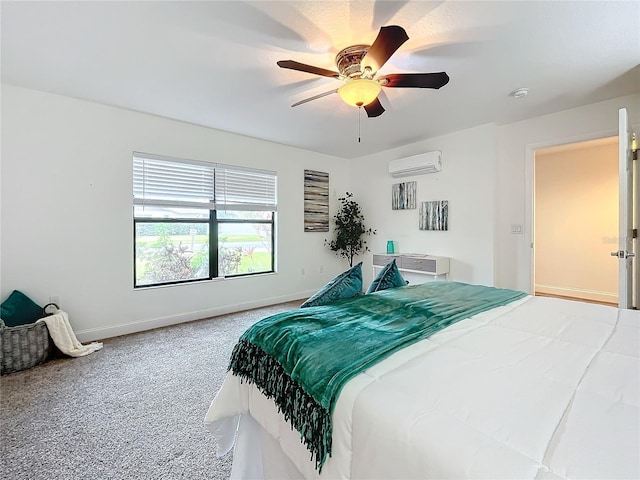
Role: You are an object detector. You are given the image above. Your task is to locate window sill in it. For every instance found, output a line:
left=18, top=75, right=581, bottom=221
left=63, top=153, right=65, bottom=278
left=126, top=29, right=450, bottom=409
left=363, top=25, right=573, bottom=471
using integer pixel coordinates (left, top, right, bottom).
left=134, top=271, right=278, bottom=290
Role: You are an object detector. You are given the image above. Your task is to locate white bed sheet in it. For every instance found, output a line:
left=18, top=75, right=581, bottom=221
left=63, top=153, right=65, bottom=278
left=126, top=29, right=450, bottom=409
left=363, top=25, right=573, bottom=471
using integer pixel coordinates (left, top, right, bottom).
left=205, top=296, right=640, bottom=479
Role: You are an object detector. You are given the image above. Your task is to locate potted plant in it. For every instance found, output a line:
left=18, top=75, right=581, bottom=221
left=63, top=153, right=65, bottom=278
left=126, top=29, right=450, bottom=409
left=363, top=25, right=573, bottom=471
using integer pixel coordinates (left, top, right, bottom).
left=325, top=192, right=376, bottom=267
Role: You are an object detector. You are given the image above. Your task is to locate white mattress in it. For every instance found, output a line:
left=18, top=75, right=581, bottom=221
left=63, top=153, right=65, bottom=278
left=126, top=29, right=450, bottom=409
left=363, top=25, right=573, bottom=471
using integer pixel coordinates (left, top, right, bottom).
left=205, top=296, right=640, bottom=479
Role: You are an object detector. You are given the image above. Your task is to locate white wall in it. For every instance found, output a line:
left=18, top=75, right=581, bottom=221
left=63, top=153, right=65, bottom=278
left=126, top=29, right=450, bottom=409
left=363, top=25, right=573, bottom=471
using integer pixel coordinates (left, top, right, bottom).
left=351, top=94, right=640, bottom=293
left=495, top=93, right=640, bottom=292
left=0, top=85, right=349, bottom=341
left=350, top=124, right=498, bottom=288
left=3, top=86, right=638, bottom=341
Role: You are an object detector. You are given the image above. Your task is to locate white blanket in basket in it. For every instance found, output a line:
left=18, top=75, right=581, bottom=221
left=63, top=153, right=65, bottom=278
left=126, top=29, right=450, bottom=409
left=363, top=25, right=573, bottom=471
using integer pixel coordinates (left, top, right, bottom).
left=38, top=310, right=102, bottom=357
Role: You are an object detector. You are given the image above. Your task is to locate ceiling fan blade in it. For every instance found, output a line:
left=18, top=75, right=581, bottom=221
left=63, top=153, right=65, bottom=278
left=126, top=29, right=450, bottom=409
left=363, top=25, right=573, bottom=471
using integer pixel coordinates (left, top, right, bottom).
left=379, top=72, right=450, bottom=89
left=291, top=89, right=338, bottom=107
left=277, top=60, right=340, bottom=79
left=364, top=97, right=385, bottom=117
left=361, top=25, right=409, bottom=73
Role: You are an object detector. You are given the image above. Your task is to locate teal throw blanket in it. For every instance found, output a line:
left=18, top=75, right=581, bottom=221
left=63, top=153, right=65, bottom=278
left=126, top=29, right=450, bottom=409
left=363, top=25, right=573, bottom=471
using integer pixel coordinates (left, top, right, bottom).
left=229, top=281, right=526, bottom=471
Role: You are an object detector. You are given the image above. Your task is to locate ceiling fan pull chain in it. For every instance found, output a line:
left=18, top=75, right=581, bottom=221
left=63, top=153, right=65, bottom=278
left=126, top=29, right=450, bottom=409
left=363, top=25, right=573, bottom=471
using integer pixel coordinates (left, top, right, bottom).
left=358, top=106, right=361, bottom=143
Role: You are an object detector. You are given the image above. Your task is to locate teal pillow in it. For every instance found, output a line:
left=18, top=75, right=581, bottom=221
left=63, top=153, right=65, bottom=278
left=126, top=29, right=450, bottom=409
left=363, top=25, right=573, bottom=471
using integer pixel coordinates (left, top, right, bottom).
left=0, top=290, right=44, bottom=327
left=366, top=259, right=406, bottom=294
left=301, top=263, right=363, bottom=308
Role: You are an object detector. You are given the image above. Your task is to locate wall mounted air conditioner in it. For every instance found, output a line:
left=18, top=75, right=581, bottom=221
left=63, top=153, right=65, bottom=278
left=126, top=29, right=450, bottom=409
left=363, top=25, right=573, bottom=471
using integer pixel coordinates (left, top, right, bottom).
left=388, top=151, right=442, bottom=177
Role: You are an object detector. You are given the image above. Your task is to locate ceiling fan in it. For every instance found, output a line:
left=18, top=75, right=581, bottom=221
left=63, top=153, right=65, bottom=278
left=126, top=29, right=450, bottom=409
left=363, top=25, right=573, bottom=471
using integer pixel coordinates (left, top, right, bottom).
left=277, top=25, right=449, bottom=117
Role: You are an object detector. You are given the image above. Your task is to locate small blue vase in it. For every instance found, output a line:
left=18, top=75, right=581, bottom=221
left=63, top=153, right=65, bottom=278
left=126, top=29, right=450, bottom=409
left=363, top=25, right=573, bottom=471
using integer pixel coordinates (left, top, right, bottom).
left=386, top=240, right=395, bottom=254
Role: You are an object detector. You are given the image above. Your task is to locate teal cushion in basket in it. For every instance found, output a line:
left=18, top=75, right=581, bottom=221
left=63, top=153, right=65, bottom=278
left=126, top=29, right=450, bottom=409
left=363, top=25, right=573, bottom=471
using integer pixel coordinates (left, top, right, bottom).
left=366, top=259, right=406, bottom=294
left=301, top=262, right=363, bottom=308
left=0, top=290, right=44, bottom=327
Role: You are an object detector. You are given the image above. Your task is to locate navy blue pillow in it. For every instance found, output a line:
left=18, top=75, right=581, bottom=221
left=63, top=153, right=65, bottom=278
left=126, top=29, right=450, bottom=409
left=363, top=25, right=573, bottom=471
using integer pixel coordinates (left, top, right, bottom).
left=366, top=259, right=406, bottom=294
left=301, top=263, right=363, bottom=308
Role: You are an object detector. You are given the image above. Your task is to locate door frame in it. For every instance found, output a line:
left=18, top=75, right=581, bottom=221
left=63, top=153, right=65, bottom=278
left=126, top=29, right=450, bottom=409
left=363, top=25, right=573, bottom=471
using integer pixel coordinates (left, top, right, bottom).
left=524, top=128, right=618, bottom=295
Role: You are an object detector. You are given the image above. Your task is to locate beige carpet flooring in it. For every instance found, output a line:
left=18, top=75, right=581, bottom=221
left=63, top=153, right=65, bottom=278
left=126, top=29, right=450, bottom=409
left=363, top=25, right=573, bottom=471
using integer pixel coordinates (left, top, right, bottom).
left=0, top=300, right=302, bottom=480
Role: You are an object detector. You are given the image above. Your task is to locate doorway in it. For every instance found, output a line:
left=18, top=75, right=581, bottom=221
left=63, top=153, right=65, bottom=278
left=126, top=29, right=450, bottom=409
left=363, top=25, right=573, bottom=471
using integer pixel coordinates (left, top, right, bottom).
left=533, top=136, right=619, bottom=306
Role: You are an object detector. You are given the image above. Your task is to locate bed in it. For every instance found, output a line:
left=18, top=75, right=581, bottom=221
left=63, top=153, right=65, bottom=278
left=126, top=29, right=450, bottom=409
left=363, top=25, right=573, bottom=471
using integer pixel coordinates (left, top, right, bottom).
left=204, top=281, right=640, bottom=479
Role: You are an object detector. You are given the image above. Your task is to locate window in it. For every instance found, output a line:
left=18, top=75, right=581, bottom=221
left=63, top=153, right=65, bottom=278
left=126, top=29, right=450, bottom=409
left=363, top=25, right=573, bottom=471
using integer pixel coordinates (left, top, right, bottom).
left=133, top=152, right=277, bottom=288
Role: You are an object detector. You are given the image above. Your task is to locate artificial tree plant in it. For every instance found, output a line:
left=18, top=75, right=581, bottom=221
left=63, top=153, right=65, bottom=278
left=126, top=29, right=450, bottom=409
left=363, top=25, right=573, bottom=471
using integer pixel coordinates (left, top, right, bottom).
left=325, top=192, right=376, bottom=267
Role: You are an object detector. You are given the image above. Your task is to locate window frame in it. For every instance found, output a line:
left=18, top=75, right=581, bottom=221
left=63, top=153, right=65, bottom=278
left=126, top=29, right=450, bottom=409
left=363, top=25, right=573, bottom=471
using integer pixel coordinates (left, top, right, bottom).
left=132, top=153, right=277, bottom=288
left=216, top=211, right=276, bottom=279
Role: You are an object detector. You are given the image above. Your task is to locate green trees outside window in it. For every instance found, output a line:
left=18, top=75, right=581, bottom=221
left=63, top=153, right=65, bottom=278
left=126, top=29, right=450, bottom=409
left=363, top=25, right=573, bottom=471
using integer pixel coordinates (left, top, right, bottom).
left=134, top=211, right=274, bottom=288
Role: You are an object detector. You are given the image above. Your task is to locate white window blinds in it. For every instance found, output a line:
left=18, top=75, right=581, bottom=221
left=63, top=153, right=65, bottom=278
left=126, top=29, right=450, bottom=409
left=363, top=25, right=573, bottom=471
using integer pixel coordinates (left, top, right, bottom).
left=133, top=152, right=277, bottom=211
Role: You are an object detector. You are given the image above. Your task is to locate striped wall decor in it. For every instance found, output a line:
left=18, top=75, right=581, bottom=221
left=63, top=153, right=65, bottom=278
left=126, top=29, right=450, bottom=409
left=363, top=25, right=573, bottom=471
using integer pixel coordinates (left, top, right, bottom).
left=304, top=170, right=329, bottom=232
left=392, top=181, right=416, bottom=210
left=419, top=200, right=448, bottom=231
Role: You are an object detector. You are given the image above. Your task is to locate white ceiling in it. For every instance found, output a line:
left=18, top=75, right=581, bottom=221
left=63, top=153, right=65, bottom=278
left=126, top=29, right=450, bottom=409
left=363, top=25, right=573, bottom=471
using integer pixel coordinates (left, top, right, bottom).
left=2, top=1, right=639, bottom=159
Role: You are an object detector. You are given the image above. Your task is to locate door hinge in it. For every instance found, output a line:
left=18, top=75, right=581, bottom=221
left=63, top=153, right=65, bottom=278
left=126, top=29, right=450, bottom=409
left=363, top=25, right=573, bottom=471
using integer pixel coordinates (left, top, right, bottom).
left=633, top=228, right=638, bottom=239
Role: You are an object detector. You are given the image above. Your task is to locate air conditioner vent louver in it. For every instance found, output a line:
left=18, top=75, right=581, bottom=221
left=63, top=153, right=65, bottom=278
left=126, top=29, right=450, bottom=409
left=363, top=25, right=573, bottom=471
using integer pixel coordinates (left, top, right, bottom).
left=388, top=151, right=442, bottom=177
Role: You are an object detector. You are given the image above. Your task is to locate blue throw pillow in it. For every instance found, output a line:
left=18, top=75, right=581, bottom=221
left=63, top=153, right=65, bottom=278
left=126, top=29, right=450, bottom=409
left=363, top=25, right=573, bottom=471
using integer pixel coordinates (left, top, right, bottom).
left=301, top=263, right=363, bottom=308
left=0, top=290, right=44, bottom=327
left=366, top=259, right=406, bottom=294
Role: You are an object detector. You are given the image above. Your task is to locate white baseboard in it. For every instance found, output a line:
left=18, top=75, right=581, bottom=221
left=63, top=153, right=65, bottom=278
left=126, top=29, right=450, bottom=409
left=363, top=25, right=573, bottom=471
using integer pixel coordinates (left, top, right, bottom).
left=534, top=283, right=618, bottom=304
left=75, top=290, right=315, bottom=343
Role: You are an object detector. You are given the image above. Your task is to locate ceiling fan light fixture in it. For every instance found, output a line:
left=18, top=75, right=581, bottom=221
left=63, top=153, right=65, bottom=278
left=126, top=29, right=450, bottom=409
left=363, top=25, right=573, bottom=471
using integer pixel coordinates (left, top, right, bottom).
left=338, top=79, right=381, bottom=107
left=278, top=25, right=449, bottom=118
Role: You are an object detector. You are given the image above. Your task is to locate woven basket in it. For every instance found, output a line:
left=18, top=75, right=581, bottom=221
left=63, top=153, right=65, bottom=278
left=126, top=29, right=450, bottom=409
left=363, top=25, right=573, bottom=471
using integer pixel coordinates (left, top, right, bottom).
left=0, top=320, right=52, bottom=375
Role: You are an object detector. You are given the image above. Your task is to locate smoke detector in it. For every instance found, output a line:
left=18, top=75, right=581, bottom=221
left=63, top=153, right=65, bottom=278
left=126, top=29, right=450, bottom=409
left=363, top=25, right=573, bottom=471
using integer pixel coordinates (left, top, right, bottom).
left=510, top=88, right=529, bottom=99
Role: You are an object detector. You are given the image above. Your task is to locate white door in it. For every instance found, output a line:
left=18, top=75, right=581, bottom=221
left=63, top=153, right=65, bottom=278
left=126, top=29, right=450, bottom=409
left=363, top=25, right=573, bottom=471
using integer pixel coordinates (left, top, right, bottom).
left=614, top=108, right=635, bottom=309
left=636, top=131, right=640, bottom=309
